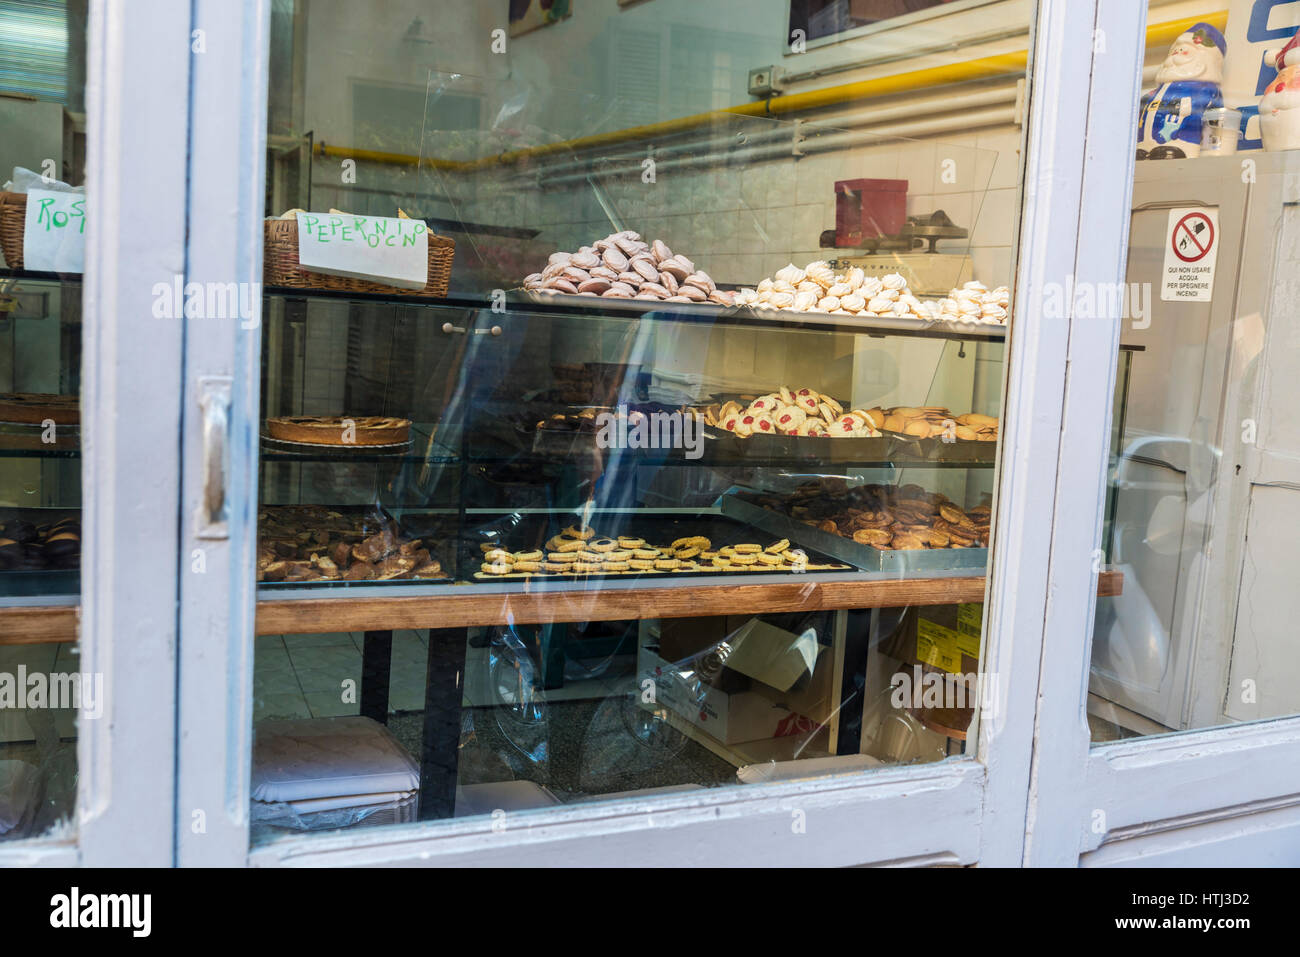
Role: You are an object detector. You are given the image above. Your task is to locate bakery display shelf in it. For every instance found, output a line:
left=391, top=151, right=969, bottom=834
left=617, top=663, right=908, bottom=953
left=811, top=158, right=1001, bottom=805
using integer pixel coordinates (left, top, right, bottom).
left=464, top=405, right=995, bottom=469
left=1, top=570, right=1125, bottom=644
left=513, top=289, right=1010, bottom=342
left=719, top=490, right=989, bottom=575
left=265, top=284, right=1011, bottom=344
left=0, top=267, right=84, bottom=286
left=252, top=570, right=1124, bottom=636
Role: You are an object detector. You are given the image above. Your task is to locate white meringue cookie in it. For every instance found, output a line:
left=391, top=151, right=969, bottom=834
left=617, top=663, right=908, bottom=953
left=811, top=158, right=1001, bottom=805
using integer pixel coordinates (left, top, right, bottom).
left=881, top=273, right=908, bottom=291
left=867, top=296, right=894, bottom=313
left=797, top=280, right=823, bottom=295
left=770, top=292, right=795, bottom=309
left=804, top=261, right=836, bottom=287
left=963, top=280, right=988, bottom=294
left=859, top=277, right=884, bottom=298
left=890, top=301, right=911, bottom=317
left=772, top=279, right=796, bottom=294
left=793, top=291, right=819, bottom=311
left=757, top=278, right=774, bottom=293
left=818, top=296, right=841, bottom=311
left=957, top=299, right=980, bottom=316
left=840, top=293, right=867, bottom=313
left=827, top=282, right=852, bottom=299
left=775, top=263, right=806, bottom=285
left=844, top=267, right=865, bottom=290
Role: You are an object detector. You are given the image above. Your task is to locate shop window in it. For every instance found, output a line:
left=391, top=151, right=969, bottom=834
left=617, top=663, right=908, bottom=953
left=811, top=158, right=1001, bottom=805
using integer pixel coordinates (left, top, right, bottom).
left=249, top=0, right=1052, bottom=842
left=1088, top=3, right=1300, bottom=740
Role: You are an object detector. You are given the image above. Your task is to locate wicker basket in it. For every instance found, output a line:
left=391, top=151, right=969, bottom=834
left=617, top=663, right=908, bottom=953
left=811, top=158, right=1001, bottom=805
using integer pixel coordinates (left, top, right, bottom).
left=264, top=217, right=454, bottom=297
left=0, top=192, right=27, bottom=271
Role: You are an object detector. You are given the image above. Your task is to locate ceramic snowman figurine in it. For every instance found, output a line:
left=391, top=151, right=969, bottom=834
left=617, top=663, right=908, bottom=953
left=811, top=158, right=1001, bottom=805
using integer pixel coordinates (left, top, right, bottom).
left=1260, top=30, right=1300, bottom=152
left=1137, top=22, right=1226, bottom=159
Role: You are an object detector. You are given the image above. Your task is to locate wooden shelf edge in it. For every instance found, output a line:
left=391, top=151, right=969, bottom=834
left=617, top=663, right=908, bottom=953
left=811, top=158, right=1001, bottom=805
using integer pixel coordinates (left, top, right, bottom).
left=0, top=571, right=1124, bottom=642
left=256, top=570, right=1124, bottom=635
left=0, top=605, right=79, bottom=644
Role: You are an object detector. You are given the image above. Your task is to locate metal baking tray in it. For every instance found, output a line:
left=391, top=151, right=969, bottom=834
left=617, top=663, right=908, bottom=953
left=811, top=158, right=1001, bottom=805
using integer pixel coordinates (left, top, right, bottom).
left=464, top=508, right=852, bottom=583
left=718, top=489, right=989, bottom=576
left=877, top=431, right=997, bottom=465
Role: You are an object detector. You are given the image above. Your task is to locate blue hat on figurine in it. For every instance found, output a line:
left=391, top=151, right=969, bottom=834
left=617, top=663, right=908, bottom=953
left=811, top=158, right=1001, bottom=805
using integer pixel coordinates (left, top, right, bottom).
left=1188, top=22, right=1227, bottom=56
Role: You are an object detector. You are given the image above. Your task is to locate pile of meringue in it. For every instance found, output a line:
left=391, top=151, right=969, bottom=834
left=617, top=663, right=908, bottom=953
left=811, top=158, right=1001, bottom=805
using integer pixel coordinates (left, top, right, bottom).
left=523, top=232, right=733, bottom=305
left=932, top=281, right=1011, bottom=325
left=733, top=262, right=1009, bottom=326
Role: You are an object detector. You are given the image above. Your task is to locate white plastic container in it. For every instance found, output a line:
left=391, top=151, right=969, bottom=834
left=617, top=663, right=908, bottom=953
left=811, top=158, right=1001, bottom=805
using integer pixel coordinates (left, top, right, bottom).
left=251, top=716, right=420, bottom=832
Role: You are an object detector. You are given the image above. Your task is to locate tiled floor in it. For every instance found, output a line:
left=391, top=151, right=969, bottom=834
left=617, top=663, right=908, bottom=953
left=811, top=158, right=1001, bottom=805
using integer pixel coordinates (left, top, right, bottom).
left=254, top=630, right=431, bottom=721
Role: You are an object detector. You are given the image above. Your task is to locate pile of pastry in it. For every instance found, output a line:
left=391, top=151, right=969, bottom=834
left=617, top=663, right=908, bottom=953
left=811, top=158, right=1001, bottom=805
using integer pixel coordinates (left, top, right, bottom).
left=933, top=281, right=1011, bottom=325
left=735, top=263, right=935, bottom=319
left=524, top=232, right=733, bottom=305
left=0, top=514, right=80, bottom=571
left=696, top=387, right=882, bottom=438
left=743, top=479, right=991, bottom=550
left=476, top=524, right=844, bottom=577
left=879, top=407, right=999, bottom=441
left=257, top=506, right=444, bottom=583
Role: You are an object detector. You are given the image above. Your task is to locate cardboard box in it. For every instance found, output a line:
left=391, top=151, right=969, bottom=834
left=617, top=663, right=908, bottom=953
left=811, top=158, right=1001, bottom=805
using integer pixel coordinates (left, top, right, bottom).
left=880, top=605, right=982, bottom=675
left=638, top=645, right=819, bottom=745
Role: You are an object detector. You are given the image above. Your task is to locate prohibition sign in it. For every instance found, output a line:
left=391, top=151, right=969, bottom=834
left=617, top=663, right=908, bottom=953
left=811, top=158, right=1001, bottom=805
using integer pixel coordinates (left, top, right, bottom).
left=1172, top=211, right=1214, bottom=263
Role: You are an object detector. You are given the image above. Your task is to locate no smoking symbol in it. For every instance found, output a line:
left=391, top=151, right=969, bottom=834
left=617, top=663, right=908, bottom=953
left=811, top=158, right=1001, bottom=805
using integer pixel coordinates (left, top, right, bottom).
left=1172, top=212, right=1214, bottom=263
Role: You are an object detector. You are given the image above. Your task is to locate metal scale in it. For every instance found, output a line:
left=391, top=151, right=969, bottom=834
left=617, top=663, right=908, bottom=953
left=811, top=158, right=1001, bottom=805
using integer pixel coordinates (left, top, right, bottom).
left=823, top=210, right=974, bottom=296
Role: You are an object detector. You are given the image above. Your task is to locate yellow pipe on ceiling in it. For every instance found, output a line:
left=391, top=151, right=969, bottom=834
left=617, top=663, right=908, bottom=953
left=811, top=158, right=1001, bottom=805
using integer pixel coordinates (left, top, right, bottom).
left=312, top=9, right=1228, bottom=173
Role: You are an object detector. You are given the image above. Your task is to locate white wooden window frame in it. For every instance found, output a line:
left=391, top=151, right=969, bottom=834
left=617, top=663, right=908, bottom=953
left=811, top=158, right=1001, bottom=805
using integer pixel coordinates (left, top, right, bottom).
left=0, top=0, right=191, bottom=867
left=1024, top=0, right=1300, bottom=867
left=163, top=0, right=1176, bottom=868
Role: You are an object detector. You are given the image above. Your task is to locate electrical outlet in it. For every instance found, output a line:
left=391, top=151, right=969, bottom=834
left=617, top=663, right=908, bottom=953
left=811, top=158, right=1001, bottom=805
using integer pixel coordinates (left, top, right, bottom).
left=748, top=66, right=784, bottom=97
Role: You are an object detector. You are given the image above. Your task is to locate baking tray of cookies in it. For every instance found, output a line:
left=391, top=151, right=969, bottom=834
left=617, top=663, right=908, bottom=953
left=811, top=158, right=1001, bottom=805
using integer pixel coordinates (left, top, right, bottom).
left=465, top=509, right=853, bottom=583
left=876, top=431, right=998, bottom=465
left=257, top=504, right=455, bottom=587
left=0, top=507, right=81, bottom=596
left=718, top=490, right=989, bottom=576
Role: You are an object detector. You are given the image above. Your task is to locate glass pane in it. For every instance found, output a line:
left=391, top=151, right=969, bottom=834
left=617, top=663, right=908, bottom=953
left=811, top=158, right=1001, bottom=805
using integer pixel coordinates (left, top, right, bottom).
left=250, top=0, right=1035, bottom=843
left=0, top=0, right=87, bottom=841
left=1089, top=6, right=1300, bottom=741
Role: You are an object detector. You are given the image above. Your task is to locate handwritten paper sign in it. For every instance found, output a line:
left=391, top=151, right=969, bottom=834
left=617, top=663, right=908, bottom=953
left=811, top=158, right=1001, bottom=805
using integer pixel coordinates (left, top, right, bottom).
left=23, top=189, right=86, bottom=273
left=295, top=213, right=428, bottom=289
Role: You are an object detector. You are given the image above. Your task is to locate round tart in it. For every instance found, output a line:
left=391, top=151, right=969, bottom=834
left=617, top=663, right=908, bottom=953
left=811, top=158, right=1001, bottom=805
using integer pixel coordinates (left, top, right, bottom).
left=267, top=415, right=410, bottom=447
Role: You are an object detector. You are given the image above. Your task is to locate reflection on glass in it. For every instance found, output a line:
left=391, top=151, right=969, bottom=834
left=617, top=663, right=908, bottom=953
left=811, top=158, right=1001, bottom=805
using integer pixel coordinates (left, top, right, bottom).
left=251, top=0, right=1035, bottom=842
left=1089, top=6, right=1300, bottom=742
